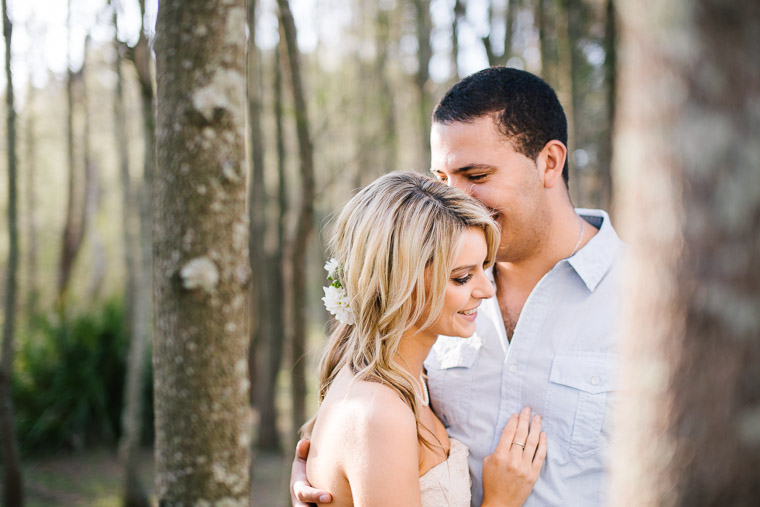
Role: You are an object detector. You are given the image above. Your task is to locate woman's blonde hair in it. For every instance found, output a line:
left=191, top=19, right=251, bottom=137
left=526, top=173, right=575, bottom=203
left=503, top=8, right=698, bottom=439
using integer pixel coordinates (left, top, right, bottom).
left=303, top=172, right=499, bottom=455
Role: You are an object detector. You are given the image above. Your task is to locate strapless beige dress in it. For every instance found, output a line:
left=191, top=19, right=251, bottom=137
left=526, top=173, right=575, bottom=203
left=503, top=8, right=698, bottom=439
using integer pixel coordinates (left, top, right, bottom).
left=419, top=438, right=471, bottom=506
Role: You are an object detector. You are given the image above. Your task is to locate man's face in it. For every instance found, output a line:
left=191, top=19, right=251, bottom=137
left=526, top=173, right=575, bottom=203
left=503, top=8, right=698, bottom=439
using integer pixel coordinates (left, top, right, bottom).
left=430, top=116, right=549, bottom=263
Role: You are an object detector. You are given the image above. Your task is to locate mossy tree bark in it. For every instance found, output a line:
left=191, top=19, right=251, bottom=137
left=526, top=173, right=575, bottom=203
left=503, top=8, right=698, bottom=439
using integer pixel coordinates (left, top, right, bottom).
left=612, top=0, right=760, bottom=504
left=154, top=1, right=251, bottom=503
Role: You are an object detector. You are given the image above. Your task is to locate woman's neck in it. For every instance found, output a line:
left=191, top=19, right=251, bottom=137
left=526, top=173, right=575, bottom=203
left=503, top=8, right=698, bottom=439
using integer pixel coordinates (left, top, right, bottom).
left=396, top=327, right=437, bottom=377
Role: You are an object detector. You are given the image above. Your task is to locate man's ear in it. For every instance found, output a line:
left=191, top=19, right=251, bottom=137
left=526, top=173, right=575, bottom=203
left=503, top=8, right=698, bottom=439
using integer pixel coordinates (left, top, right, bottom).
left=538, top=140, right=567, bottom=189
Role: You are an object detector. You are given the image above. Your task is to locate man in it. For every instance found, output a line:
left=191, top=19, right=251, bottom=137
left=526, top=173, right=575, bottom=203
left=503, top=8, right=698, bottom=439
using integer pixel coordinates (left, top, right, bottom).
left=292, top=67, right=624, bottom=506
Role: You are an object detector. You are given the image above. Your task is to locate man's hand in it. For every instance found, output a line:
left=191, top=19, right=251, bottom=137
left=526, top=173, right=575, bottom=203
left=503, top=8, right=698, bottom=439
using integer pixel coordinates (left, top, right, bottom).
left=290, top=439, right=333, bottom=506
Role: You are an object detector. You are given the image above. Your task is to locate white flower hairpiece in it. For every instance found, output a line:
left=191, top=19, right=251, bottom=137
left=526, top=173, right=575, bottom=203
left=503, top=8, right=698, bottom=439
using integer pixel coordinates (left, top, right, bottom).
left=321, top=258, right=355, bottom=326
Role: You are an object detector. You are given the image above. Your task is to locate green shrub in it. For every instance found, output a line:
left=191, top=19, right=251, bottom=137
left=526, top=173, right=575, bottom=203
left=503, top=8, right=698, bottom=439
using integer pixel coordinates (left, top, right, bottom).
left=12, top=299, right=153, bottom=455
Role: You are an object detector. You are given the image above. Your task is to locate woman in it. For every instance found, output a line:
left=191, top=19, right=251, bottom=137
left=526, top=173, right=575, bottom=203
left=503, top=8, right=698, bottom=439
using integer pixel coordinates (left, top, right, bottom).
left=301, top=172, right=547, bottom=506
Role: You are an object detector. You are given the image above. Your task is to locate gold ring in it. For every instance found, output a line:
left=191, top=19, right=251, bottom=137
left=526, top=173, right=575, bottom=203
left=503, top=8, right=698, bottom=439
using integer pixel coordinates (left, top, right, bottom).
left=512, top=440, right=525, bottom=449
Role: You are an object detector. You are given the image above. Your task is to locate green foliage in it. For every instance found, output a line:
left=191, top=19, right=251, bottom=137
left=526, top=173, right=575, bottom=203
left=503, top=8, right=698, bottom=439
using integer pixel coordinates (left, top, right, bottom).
left=12, top=299, right=153, bottom=455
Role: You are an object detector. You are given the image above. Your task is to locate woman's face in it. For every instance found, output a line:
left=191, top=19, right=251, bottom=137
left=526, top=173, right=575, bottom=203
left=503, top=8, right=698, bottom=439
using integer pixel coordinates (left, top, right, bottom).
left=427, top=227, right=494, bottom=338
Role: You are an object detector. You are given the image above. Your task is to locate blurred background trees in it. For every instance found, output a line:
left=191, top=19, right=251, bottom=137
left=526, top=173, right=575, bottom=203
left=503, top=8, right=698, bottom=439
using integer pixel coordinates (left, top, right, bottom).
left=0, top=0, right=755, bottom=505
left=0, top=0, right=634, bottom=503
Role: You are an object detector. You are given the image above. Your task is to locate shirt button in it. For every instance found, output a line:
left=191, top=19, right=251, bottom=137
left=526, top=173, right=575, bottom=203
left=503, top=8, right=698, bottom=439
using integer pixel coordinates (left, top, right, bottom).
left=508, top=364, right=518, bottom=373
left=590, top=375, right=601, bottom=386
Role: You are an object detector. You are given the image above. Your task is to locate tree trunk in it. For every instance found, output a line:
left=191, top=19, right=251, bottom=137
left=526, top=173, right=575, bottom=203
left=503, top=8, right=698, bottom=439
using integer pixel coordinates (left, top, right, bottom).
left=537, top=0, right=559, bottom=90
left=451, top=0, right=464, bottom=80
left=413, top=0, right=432, bottom=171
left=374, top=9, right=397, bottom=175
left=112, top=3, right=151, bottom=505
left=482, top=0, right=518, bottom=67
left=596, top=0, right=615, bottom=211
left=270, top=32, right=288, bottom=444
left=247, top=0, right=282, bottom=452
left=24, top=83, right=39, bottom=316
left=277, top=0, right=315, bottom=433
left=58, top=0, right=85, bottom=309
left=153, top=0, right=251, bottom=503
left=611, top=0, right=760, bottom=505
left=0, top=0, right=24, bottom=503
left=82, top=37, right=106, bottom=301
left=563, top=0, right=583, bottom=204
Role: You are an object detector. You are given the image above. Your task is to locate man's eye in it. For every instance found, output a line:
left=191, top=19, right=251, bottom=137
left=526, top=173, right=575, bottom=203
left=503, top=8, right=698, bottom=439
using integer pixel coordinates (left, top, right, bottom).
left=452, top=274, right=473, bottom=285
left=468, top=174, right=486, bottom=181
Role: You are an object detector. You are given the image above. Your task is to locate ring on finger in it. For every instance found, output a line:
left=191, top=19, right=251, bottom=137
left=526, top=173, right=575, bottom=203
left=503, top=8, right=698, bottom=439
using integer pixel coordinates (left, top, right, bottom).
left=512, top=440, right=525, bottom=449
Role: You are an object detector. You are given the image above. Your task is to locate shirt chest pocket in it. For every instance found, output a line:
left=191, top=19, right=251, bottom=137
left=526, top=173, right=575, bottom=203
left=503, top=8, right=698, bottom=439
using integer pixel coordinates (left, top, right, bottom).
left=425, top=336, right=481, bottom=429
left=546, top=353, right=617, bottom=458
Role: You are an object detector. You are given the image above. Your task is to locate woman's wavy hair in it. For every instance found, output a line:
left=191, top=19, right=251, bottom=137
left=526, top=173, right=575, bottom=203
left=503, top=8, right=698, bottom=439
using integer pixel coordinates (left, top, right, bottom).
left=302, top=171, right=499, bottom=456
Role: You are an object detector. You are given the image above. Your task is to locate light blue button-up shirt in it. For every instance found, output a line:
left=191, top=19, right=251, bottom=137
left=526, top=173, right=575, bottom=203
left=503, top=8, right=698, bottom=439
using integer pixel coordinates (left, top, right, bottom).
left=425, top=209, right=624, bottom=506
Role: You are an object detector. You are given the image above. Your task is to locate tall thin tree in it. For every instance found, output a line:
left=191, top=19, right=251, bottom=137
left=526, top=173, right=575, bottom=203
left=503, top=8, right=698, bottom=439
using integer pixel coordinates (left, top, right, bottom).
left=24, top=83, right=39, bottom=315
left=112, top=2, right=151, bottom=505
left=612, top=0, right=760, bottom=504
left=277, top=0, right=316, bottom=433
left=153, top=0, right=251, bottom=502
left=58, top=0, right=86, bottom=308
left=0, top=0, right=24, bottom=503
left=413, top=0, right=432, bottom=170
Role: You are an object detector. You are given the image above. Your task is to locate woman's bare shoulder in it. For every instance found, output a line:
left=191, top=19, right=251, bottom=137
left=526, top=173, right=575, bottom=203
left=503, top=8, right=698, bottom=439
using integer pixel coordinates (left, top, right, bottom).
left=323, top=372, right=417, bottom=444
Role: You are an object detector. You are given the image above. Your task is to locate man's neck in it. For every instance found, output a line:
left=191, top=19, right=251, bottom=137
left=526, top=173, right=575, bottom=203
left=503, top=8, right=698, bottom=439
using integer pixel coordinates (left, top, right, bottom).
left=494, top=207, right=598, bottom=335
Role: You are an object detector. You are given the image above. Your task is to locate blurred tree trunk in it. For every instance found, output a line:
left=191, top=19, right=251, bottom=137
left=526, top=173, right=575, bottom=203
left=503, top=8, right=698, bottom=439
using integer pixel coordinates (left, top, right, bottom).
left=24, top=84, right=39, bottom=315
left=153, top=0, right=250, bottom=503
left=58, top=0, right=86, bottom=309
left=248, top=0, right=282, bottom=452
left=374, top=9, right=397, bottom=175
left=277, top=0, right=315, bottom=433
left=112, top=3, right=151, bottom=506
left=537, top=0, right=559, bottom=90
left=450, top=0, right=464, bottom=80
left=483, top=0, right=517, bottom=67
left=413, top=0, right=432, bottom=170
left=130, top=0, right=156, bottom=344
left=596, top=0, right=615, bottom=211
left=82, top=37, right=106, bottom=301
left=0, top=0, right=23, bottom=504
left=612, top=0, right=760, bottom=505
left=562, top=0, right=583, bottom=204
left=271, top=35, right=288, bottom=440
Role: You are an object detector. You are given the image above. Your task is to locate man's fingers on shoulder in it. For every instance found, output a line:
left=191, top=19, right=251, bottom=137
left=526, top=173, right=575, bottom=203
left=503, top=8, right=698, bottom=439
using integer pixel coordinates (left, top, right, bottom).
left=295, top=438, right=311, bottom=460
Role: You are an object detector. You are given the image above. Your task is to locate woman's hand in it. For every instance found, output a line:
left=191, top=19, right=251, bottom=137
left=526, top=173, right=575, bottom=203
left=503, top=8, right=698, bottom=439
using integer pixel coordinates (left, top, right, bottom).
left=481, top=407, right=547, bottom=507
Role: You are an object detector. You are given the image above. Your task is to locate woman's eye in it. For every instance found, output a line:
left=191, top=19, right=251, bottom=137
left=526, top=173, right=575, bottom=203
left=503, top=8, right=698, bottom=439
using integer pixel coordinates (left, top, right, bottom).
left=452, top=274, right=473, bottom=285
left=468, top=174, right=486, bottom=181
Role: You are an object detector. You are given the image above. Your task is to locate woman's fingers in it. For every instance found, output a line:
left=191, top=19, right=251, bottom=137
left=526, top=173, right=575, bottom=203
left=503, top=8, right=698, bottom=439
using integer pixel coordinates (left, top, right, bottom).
left=532, top=432, right=548, bottom=475
left=510, top=406, right=532, bottom=454
left=494, top=413, right=519, bottom=456
left=523, top=414, right=542, bottom=461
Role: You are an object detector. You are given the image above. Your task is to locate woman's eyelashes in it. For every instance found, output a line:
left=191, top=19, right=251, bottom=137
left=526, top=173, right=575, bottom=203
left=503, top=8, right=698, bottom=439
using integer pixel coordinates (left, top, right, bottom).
left=452, top=273, right=473, bottom=285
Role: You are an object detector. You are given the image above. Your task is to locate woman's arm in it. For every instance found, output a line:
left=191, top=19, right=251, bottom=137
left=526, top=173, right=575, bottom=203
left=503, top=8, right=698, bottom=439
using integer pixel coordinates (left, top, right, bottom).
left=481, top=406, right=548, bottom=507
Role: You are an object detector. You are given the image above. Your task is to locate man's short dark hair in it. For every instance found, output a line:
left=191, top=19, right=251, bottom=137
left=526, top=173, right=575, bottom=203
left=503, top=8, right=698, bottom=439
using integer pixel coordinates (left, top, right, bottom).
left=433, top=67, right=569, bottom=187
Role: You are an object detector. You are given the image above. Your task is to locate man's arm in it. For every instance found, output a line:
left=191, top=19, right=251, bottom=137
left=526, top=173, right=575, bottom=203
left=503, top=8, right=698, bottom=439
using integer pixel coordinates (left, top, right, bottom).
left=290, top=439, right=333, bottom=506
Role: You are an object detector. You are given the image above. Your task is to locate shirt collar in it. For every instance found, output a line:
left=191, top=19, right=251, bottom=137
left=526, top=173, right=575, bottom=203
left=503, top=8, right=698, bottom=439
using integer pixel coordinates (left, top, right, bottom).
left=566, top=208, right=624, bottom=292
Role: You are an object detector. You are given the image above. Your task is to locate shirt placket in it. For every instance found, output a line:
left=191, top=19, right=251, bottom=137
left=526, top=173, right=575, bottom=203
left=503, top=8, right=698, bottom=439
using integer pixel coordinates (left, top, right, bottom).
left=493, top=269, right=558, bottom=450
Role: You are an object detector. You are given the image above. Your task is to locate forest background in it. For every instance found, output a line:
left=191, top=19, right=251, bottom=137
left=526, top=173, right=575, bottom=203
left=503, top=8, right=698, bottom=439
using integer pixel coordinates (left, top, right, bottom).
left=0, top=0, right=758, bottom=505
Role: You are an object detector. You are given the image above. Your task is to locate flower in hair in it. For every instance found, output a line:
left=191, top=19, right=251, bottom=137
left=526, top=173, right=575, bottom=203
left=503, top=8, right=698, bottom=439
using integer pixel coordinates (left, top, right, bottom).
left=322, top=258, right=355, bottom=325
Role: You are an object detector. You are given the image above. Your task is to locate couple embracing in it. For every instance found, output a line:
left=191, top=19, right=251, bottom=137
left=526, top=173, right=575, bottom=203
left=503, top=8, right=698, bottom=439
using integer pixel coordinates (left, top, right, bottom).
left=291, top=67, right=624, bottom=506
